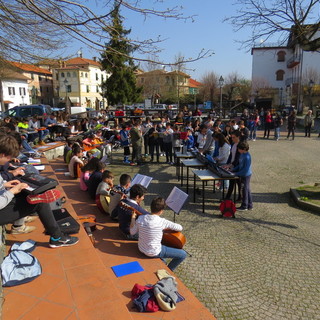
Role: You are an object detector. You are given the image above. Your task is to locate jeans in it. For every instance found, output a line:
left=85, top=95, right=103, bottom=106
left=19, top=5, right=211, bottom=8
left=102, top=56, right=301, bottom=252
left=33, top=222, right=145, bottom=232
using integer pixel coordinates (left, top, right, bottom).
left=240, top=175, right=252, bottom=209
left=156, top=245, right=187, bottom=271
left=274, top=127, right=280, bottom=140
left=39, top=129, right=49, bottom=141
left=249, top=126, right=257, bottom=140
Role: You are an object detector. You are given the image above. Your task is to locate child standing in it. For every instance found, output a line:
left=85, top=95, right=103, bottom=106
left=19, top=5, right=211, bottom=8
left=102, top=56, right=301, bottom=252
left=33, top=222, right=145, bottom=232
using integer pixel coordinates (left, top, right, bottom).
left=232, top=141, right=252, bottom=211
left=120, top=124, right=131, bottom=164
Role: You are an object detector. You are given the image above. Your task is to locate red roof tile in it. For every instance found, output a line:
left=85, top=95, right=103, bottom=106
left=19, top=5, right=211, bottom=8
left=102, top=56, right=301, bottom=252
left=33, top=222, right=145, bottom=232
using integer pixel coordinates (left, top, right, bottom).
left=66, top=57, right=101, bottom=68
left=9, top=61, right=52, bottom=75
left=189, top=78, right=202, bottom=88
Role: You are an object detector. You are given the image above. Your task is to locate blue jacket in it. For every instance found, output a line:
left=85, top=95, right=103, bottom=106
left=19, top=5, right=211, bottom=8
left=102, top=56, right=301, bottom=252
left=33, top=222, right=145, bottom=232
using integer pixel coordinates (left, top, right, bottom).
left=120, top=129, right=130, bottom=147
left=186, top=135, right=194, bottom=150
left=232, top=152, right=252, bottom=177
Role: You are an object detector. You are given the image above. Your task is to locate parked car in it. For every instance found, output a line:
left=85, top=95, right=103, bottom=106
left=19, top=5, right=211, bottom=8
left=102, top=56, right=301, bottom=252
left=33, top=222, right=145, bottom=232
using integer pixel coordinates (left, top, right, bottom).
left=3, top=104, right=52, bottom=119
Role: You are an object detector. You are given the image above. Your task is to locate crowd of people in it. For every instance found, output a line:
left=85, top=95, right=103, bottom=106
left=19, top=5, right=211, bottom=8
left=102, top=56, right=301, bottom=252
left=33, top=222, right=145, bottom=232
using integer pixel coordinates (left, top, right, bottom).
left=0, top=105, right=317, bottom=270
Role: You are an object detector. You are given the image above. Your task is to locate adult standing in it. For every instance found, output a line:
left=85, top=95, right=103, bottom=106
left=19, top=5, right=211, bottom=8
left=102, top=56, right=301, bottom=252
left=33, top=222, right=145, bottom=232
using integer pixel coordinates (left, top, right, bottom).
left=287, top=111, right=297, bottom=140
left=273, top=112, right=283, bottom=141
left=304, top=110, right=314, bottom=137
left=263, top=110, right=272, bottom=139
left=130, top=119, right=143, bottom=166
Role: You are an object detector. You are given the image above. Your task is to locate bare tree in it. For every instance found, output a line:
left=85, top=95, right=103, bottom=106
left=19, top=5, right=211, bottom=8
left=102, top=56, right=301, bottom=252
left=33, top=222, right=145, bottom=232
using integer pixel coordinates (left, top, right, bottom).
left=226, top=0, right=320, bottom=51
left=0, top=0, right=213, bottom=65
left=224, top=72, right=251, bottom=103
left=200, top=71, right=219, bottom=104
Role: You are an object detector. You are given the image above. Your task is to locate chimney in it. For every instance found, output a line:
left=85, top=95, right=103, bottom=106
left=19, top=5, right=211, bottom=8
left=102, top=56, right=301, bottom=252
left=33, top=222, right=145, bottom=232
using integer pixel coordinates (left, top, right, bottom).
left=93, top=57, right=97, bottom=62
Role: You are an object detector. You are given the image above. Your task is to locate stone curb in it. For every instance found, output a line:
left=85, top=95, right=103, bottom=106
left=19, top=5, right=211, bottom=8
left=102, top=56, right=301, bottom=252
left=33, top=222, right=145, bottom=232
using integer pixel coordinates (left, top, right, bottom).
left=290, top=184, right=320, bottom=213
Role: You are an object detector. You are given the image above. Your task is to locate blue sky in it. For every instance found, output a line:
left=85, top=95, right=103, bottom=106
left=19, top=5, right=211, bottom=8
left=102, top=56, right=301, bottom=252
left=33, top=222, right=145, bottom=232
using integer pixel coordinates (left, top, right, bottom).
left=81, top=0, right=253, bottom=81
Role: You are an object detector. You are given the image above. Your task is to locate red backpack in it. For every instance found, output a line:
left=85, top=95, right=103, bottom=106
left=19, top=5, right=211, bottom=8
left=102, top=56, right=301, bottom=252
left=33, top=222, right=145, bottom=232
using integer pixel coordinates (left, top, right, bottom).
left=219, top=200, right=236, bottom=218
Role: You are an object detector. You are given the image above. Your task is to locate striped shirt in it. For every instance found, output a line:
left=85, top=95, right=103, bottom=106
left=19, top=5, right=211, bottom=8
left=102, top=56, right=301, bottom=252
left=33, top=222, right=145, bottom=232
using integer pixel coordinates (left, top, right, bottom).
left=130, top=214, right=182, bottom=257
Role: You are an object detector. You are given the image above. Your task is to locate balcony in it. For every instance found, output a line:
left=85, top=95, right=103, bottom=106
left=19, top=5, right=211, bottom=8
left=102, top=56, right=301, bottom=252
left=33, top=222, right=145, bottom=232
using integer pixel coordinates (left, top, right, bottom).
left=287, top=54, right=301, bottom=68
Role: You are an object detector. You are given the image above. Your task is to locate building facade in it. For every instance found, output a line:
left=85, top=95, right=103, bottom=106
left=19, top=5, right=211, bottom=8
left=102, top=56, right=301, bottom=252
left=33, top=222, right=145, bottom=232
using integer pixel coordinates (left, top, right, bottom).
left=0, top=70, right=30, bottom=111
left=9, top=61, right=53, bottom=106
left=53, top=56, right=108, bottom=109
left=136, top=69, right=193, bottom=103
left=251, top=28, right=320, bottom=111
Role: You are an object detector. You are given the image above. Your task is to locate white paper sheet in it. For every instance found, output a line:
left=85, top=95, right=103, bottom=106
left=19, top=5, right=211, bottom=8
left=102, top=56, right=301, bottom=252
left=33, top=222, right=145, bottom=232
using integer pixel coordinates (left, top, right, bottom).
left=165, top=186, right=188, bottom=214
left=131, top=174, right=153, bottom=188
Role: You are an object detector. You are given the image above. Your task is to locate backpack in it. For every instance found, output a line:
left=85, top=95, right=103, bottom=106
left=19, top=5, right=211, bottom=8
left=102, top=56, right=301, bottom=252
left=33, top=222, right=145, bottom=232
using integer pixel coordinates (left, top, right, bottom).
left=219, top=199, right=236, bottom=218
left=1, top=240, right=42, bottom=287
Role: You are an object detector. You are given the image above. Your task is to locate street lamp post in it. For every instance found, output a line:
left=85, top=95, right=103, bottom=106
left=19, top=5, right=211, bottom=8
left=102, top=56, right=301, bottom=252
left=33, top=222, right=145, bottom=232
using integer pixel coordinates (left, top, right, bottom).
left=64, top=78, right=70, bottom=114
left=279, top=87, right=283, bottom=106
left=308, top=79, right=314, bottom=108
left=219, top=76, right=224, bottom=117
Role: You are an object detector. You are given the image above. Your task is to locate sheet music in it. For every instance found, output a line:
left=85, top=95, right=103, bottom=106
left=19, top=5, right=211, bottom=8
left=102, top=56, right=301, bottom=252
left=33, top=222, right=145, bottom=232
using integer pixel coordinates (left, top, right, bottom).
left=165, top=187, right=188, bottom=214
left=131, top=174, right=153, bottom=188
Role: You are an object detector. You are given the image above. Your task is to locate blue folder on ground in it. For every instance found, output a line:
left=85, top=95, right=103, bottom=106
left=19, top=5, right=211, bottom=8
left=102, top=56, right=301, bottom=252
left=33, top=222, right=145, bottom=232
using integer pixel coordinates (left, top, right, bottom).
left=111, top=261, right=144, bottom=277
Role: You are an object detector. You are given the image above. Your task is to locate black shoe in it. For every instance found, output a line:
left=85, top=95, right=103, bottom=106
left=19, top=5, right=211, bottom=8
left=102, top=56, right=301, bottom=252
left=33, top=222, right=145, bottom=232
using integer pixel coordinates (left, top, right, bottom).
left=49, top=234, right=79, bottom=248
left=237, top=207, right=248, bottom=211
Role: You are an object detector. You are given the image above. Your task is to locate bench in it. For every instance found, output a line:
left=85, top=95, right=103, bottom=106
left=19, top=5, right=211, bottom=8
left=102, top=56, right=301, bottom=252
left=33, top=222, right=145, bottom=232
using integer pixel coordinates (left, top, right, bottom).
left=3, top=155, right=216, bottom=319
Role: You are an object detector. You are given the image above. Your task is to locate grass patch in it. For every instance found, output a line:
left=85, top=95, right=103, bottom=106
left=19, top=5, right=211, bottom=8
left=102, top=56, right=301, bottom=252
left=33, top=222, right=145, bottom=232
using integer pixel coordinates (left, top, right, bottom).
left=296, top=185, right=320, bottom=205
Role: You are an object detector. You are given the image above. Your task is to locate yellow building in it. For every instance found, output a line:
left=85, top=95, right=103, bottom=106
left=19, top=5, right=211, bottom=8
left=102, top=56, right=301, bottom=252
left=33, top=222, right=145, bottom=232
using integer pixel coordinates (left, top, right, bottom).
left=136, top=69, right=191, bottom=101
left=54, top=56, right=108, bottom=109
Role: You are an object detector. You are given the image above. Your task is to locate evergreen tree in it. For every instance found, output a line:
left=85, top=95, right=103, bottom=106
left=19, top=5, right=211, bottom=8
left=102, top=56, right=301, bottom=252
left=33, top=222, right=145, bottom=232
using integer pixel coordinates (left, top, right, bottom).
left=100, top=3, right=142, bottom=106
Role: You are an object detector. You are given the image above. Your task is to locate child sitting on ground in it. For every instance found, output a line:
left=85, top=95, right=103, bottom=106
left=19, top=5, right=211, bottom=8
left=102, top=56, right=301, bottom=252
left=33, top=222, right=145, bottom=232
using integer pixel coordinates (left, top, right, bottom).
left=79, top=157, right=101, bottom=191
left=109, top=174, right=132, bottom=220
left=68, top=144, right=84, bottom=178
left=95, top=170, right=114, bottom=214
left=87, top=161, right=106, bottom=199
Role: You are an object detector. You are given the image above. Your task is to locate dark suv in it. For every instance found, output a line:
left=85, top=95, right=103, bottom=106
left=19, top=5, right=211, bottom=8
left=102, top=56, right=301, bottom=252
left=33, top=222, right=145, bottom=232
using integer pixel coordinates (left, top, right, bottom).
left=4, top=104, right=52, bottom=119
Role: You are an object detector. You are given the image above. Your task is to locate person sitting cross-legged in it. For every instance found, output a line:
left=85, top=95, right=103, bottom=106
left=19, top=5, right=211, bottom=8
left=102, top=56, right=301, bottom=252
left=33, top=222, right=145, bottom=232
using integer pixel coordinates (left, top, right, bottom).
left=115, top=184, right=149, bottom=240
left=130, top=197, right=187, bottom=271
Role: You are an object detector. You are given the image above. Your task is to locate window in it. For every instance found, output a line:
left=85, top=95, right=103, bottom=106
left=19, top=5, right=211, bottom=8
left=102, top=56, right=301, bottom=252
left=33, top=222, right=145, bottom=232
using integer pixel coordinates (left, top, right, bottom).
left=276, top=70, right=285, bottom=81
left=67, top=85, right=72, bottom=93
left=39, top=76, right=43, bottom=81
left=67, top=72, right=71, bottom=77
left=277, top=51, right=286, bottom=62
left=73, top=72, right=76, bottom=77
left=40, top=86, right=43, bottom=93
left=101, top=75, right=104, bottom=82
left=86, top=85, right=90, bottom=93
left=85, top=73, right=88, bottom=78
left=56, top=73, right=59, bottom=81
left=47, top=87, right=49, bottom=92
left=8, top=87, right=15, bottom=95
left=96, top=86, right=99, bottom=93
left=31, top=73, right=34, bottom=80
left=61, top=72, right=65, bottom=78
left=19, top=87, right=26, bottom=96
left=96, top=73, right=99, bottom=81
left=81, top=72, right=84, bottom=77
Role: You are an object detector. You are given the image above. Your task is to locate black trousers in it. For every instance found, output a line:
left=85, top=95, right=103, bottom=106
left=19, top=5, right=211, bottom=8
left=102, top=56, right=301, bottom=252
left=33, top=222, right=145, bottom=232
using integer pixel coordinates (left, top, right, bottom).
left=0, top=194, right=62, bottom=238
left=149, top=142, right=160, bottom=161
left=305, top=124, right=312, bottom=137
left=163, top=142, right=173, bottom=162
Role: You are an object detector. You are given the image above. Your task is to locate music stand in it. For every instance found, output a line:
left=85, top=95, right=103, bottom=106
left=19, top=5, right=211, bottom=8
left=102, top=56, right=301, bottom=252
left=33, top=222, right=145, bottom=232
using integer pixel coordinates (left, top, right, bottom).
left=165, top=187, right=188, bottom=222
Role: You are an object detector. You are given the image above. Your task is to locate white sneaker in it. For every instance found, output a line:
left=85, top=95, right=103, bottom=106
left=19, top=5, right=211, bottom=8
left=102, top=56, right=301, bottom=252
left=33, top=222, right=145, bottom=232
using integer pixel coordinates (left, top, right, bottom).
left=11, top=225, right=36, bottom=234
left=24, top=216, right=38, bottom=223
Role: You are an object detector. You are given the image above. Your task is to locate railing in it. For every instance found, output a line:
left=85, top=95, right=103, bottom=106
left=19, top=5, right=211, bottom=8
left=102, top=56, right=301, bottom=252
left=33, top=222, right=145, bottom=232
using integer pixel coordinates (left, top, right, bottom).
left=287, top=54, right=301, bottom=68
